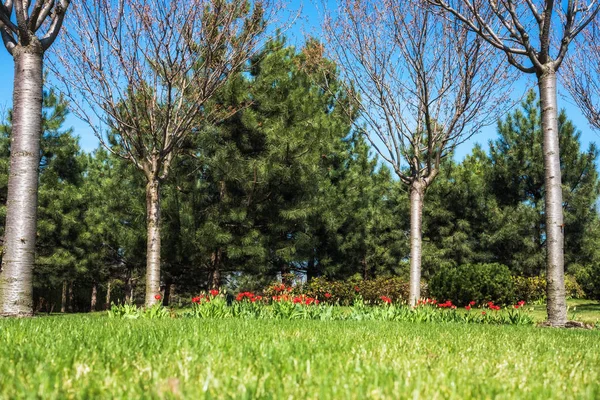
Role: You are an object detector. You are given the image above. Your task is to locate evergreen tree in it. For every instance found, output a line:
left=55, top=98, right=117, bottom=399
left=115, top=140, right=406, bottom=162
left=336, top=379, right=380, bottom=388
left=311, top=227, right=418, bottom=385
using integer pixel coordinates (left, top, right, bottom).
left=310, top=133, right=406, bottom=280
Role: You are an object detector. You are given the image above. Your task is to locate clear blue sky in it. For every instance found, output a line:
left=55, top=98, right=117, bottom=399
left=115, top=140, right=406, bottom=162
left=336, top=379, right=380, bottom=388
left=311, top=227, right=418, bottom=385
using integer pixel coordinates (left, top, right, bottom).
left=0, top=0, right=598, bottom=161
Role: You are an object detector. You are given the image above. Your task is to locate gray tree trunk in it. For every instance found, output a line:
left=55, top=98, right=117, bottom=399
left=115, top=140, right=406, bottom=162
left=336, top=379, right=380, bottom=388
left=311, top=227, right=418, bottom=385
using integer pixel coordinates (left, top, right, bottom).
left=67, top=281, right=74, bottom=313
left=0, top=43, right=44, bottom=317
left=144, top=178, right=161, bottom=307
left=105, top=280, right=112, bottom=310
left=61, top=280, right=67, bottom=313
left=538, top=68, right=567, bottom=326
left=209, top=249, right=222, bottom=290
left=408, top=180, right=425, bottom=305
left=90, top=282, right=97, bottom=312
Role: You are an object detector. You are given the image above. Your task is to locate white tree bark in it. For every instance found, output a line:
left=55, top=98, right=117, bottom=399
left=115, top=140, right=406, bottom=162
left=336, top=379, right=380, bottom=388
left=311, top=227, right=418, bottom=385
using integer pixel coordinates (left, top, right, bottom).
left=538, top=67, right=567, bottom=325
left=409, top=180, right=425, bottom=305
left=144, top=177, right=161, bottom=307
left=0, top=0, right=70, bottom=317
left=90, top=281, right=98, bottom=312
left=0, top=42, right=43, bottom=317
left=105, top=280, right=111, bottom=310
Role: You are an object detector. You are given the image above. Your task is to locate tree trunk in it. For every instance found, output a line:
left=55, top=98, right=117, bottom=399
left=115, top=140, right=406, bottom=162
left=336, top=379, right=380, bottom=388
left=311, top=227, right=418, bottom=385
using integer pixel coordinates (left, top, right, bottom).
left=105, top=280, right=112, bottom=310
left=61, top=280, right=67, bottom=313
left=145, top=177, right=162, bottom=307
left=537, top=68, right=567, bottom=326
left=306, top=257, right=318, bottom=281
left=408, top=180, right=425, bottom=306
left=209, top=249, right=222, bottom=290
left=125, top=272, right=132, bottom=304
left=361, top=257, right=369, bottom=280
left=0, top=43, right=44, bottom=317
left=210, top=268, right=221, bottom=290
left=163, top=283, right=175, bottom=306
left=90, top=282, right=97, bottom=312
left=163, top=279, right=171, bottom=306
left=68, top=281, right=74, bottom=313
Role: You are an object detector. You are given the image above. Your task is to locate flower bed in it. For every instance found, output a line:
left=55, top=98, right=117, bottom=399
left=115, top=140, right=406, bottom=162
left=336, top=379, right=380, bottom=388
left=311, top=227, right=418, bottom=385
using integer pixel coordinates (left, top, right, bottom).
left=108, top=290, right=534, bottom=325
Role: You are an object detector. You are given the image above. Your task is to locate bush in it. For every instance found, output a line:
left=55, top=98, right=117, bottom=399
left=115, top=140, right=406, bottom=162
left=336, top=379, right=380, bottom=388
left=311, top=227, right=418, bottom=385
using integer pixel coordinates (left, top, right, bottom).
left=513, top=274, right=586, bottom=302
left=572, top=264, right=600, bottom=300
left=300, top=275, right=412, bottom=305
left=513, top=276, right=546, bottom=302
left=429, top=263, right=515, bottom=306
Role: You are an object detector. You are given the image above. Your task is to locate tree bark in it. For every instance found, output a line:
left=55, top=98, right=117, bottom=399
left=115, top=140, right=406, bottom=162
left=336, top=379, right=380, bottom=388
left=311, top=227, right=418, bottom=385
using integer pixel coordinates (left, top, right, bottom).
left=105, top=280, right=112, bottom=310
left=68, top=281, right=74, bottom=313
left=306, top=257, right=318, bottom=281
left=144, top=177, right=162, bottom=307
left=90, top=282, right=98, bottom=312
left=209, top=249, right=222, bottom=290
left=537, top=67, right=567, bottom=326
left=408, top=180, right=425, bottom=305
left=125, top=270, right=133, bottom=304
left=61, top=280, right=67, bottom=313
left=210, top=268, right=221, bottom=290
left=163, top=279, right=171, bottom=306
left=0, top=42, right=44, bottom=317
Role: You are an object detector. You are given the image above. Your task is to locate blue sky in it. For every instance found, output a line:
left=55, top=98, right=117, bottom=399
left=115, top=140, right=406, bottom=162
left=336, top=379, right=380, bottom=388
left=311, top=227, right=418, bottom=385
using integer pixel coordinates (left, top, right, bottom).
left=0, top=0, right=598, bottom=161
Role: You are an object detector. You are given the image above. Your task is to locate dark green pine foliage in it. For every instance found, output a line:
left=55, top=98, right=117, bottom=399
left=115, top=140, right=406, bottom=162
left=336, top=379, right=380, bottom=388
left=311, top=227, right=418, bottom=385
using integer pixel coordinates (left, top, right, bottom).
left=309, top=132, right=407, bottom=280
left=421, top=148, right=497, bottom=278
left=81, top=149, right=146, bottom=306
left=160, top=39, right=371, bottom=291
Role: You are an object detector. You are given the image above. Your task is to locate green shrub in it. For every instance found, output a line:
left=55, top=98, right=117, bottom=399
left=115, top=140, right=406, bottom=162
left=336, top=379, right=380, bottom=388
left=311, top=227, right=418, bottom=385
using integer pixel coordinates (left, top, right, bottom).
left=565, top=275, right=585, bottom=299
left=513, top=276, right=546, bottom=302
left=572, top=264, right=600, bottom=300
left=513, top=274, right=586, bottom=302
left=301, top=275, right=412, bottom=305
left=429, top=263, right=515, bottom=306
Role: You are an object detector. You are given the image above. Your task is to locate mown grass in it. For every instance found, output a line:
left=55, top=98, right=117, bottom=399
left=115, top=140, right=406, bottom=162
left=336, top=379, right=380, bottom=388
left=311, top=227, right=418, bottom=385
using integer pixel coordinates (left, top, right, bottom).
left=525, top=299, right=600, bottom=324
left=0, top=315, right=599, bottom=399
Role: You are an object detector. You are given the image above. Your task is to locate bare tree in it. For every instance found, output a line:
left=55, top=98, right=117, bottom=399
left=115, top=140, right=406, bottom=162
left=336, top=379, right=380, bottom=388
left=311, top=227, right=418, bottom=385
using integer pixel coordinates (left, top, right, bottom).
left=429, top=0, right=599, bottom=326
left=563, top=20, right=600, bottom=130
left=0, top=0, right=70, bottom=317
left=50, top=0, right=279, bottom=307
left=323, top=0, right=512, bottom=305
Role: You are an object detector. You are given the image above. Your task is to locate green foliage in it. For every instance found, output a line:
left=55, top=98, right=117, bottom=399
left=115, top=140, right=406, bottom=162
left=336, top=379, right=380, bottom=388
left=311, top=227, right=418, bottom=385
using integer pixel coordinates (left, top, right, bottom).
left=429, top=263, right=515, bottom=306
left=513, top=275, right=546, bottom=303
left=513, top=275, right=586, bottom=302
left=572, top=263, right=600, bottom=300
left=107, top=303, right=170, bottom=319
left=300, top=275, right=411, bottom=305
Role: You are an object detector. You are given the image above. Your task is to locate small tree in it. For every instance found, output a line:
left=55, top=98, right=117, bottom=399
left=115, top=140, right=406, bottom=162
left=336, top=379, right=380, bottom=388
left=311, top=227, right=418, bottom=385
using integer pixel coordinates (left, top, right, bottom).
left=429, top=0, right=600, bottom=326
left=0, top=0, right=70, bottom=316
left=50, top=0, right=279, bottom=306
left=323, top=0, right=511, bottom=304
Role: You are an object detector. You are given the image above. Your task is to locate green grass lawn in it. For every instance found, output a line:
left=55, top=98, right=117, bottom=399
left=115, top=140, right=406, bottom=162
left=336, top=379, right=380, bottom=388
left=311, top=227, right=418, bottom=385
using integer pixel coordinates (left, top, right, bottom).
left=525, top=299, right=600, bottom=324
left=1, top=315, right=599, bottom=399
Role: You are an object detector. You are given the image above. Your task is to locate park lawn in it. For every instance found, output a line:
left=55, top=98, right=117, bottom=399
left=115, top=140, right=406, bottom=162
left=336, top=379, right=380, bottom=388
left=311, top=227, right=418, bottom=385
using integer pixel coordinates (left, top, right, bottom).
left=0, top=316, right=599, bottom=399
left=526, top=299, right=600, bottom=324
